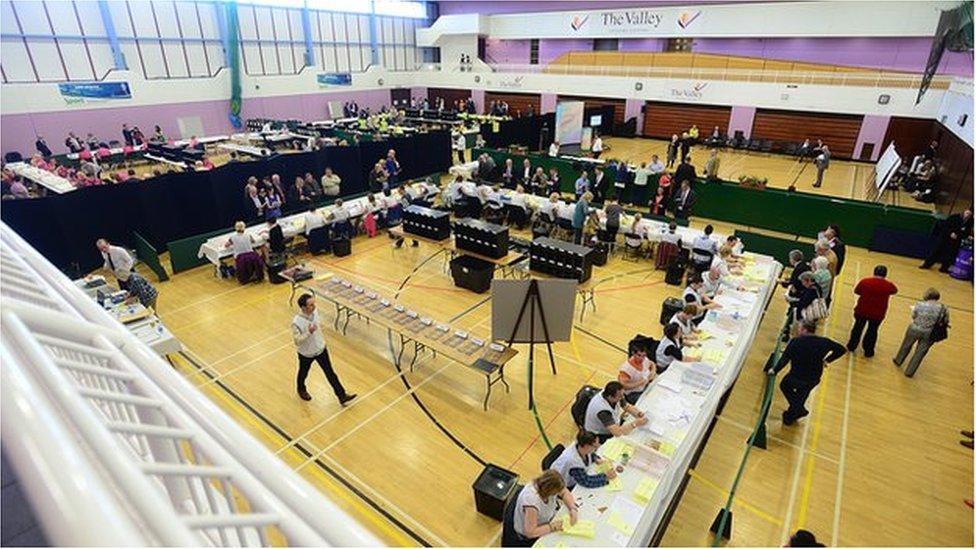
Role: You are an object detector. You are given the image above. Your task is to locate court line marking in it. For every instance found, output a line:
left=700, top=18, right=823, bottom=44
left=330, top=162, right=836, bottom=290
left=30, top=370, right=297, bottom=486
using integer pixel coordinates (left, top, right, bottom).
left=157, top=282, right=251, bottom=318
left=831, top=261, right=859, bottom=546
left=295, top=363, right=453, bottom=471
left=714, top=414, right=839, bottom=465
left=167, top=353, right=418, bottom=546
left=314, top=452, right=452, bottom=548
left=205, top=327, right=292, bottom=368
left=687, top=468, right=784, bottom=526
left=795, top=367, right=831, bottom=528
left=275, top=365, right=422, bottom=456
left=195, top=340, right=294, bottom=388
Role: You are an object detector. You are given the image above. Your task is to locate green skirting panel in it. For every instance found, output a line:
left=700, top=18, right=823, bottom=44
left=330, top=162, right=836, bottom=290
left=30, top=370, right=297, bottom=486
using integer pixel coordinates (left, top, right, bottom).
left=733, top=230, right=803, bottom=266
left=132, top=231, right=170, bottom=281
left=167, top=229, right=229, bottom=274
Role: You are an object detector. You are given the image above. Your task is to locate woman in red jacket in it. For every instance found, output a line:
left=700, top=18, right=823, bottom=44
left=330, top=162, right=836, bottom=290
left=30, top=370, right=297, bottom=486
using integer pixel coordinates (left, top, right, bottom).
left=846, top=265, right=898, bottom=357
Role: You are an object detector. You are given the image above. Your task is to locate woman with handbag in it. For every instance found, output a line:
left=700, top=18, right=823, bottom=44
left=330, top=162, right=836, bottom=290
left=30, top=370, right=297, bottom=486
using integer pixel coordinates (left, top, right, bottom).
left=794, top=272, right=829, bottom=334
left=894, top=288, right=948, bottom=377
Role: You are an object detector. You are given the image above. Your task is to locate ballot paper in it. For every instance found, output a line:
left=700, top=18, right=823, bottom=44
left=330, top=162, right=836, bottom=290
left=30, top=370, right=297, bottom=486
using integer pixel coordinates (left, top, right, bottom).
left=606, top=512, right=634, bottom=535
left=655, top=375, right=683, bottom=394
left=605, top=477, right=623, bottom=492
left=599, top=438, right=634, bottom=461
left=561, top=519, right=596, bottom=538
left=633, top=476, right=660, bottom=504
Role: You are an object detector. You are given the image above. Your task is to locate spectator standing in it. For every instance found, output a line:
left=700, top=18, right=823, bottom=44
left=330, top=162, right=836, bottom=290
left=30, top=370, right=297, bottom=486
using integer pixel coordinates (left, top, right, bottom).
left=893, top=288, right=948, bottom=377
left=703, top=149, right=721, bottom=182
left=767, top=321, right=846, bottom=425
left=122, top=124, right=134, bottom=146
left=648, top=154, right=665, bottom=174
left=632, top=162, right=652, bottom=206
left=320, top=167, right=341, bottom=196
left=813, top=145, right=830, bottom=187
left=847, top=265, right=898, bottom=357
left=920, top=206, right=973, bottom=272
left=35, top=136, right=52, bottom=158
left=674, top=179, right=696, bottom=220
left=95, top=238, right=135, bottom=289
left=674, top=156, right=697, bottom=188
left=572, top=192, right=592, bottom=245
left=666, top=134, right=680, bottom=168
left=574, top=170, right=589, bottom=199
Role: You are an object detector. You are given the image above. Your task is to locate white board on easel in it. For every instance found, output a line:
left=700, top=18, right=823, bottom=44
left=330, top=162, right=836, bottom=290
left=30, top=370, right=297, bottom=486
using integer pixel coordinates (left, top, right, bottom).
left=874, top=141, right=902, bottom=199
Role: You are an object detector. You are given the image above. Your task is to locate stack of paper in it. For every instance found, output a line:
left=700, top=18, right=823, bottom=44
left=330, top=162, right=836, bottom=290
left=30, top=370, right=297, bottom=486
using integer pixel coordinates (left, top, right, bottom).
left=633, top=476, right=660, bottom=504
left=562, top=519, right=596, bottom=538
left=600, top=438, right=634, bottom=461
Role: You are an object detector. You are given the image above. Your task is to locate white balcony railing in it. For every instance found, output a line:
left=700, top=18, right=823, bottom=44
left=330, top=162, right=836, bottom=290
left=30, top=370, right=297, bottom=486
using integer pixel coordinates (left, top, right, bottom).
left=0, top=222, right=381, bottom=547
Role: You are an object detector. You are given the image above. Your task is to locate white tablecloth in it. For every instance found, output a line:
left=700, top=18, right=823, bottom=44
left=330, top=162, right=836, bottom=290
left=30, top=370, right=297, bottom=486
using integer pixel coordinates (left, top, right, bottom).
left=537, top=254, right=782, bottom=547
left=6, top=162, right=76, bottom=194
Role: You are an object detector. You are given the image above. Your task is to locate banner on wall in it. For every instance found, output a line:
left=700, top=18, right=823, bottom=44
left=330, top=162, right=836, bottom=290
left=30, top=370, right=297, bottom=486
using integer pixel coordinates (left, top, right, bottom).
left=57, top=82, right=131, bottom=105
left=317, top=73, right=353, bottom=87
left=555, top=101, right=585, bottom=145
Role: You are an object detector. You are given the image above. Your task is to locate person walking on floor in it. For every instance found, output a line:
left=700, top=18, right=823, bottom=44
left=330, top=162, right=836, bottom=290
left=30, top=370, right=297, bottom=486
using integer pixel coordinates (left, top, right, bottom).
left=846, top=265, right=898, bottom=357
left=812, top=145, right=830, bottom=188
left=767, top=321, right=846, bottom=425
left=893, top=288, right=949, bottom=377
left=292, top=293, right=357, bottom=404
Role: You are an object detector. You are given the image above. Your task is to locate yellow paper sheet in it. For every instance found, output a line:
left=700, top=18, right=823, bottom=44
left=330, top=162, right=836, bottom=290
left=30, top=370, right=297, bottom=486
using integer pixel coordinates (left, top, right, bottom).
left=658, top=441, right=677, bottom=456
left=596, top=460, right=614, bottom=474
left=562, top=519, right=596, bottom=539
left=702, top=348, right=728, bottom=364
left=633, top=476, right=660, bottom=503
left=606, top=477, right=623, bottom=492
left=606, top=512, right=635, bottom=535
left=697, top=330, right=714, bottom=341
left=600, top=439, right=633, bottom=461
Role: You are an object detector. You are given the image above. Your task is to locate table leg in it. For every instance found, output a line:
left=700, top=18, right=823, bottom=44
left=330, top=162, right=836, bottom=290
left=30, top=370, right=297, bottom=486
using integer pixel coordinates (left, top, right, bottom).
left=333, top=303, right=341, bottom=331
left=396, top=334, right=407, bottom=367
left=483, top=375, right=492, bottom=411
left=288, top=281, right=298, bottom=307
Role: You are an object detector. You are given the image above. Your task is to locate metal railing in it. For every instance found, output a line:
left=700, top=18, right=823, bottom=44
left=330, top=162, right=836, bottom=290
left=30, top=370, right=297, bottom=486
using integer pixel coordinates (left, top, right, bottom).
left=408, top=62, right=952, bottom=90
left=0, top=223, right=381, bottom=547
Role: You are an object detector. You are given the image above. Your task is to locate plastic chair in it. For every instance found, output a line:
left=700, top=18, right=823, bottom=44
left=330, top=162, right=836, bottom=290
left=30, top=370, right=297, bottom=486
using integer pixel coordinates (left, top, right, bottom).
left=541, top=444, right=566, bottom=471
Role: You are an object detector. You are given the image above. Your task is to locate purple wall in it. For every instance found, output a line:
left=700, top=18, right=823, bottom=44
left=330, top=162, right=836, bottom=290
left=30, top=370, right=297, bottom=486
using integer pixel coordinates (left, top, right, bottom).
left=485, top=38, right=531, bottom=64
left=620, top=38, right=666, bottom=52
left=438, top=1, right=765, bottom=15
left=471, top=89, right=486, bottom=113
left=625, top=98, right=644, bottom=135
left=2, top=89, right=393, bottom=156
left=540, top=93, right=557, bottom=114
left=854, top=115, right=891, bottom=161
left=728, top=106, right=756, bottom=139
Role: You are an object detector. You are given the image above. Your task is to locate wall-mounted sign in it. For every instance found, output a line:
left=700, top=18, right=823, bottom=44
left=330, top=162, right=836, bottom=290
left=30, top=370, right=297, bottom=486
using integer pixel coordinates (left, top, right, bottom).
left=317, top=73, right=353, bottom=87
left=668, top=82, right=708, bottom=100
left=58, top=82, right=132, bottom=105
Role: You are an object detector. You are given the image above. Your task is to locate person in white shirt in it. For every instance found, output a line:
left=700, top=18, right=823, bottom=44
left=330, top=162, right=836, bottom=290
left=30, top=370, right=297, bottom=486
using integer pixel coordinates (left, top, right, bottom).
left=504, top=469, right=578, bottom=547
left=661, top=222, right=683, bottom=246
left=550, top=431, right=618, bottom=490
left=711, top=245, right=743, bottom=277
left=655, top=323, right=683, bottom=373
left=548, top=140, right=560, bottom=157
left=304, top=207, right=327, bottom=235
left=95, top=238, right=135, bottom=289
left=669, top=303, right=701, bottom=344
left=292, top=294, right=356, bottom=403
left=684, top=274, right=722, bottom=321
left=453, top=131, right=466, bottom=164
left=648, top=154, right=665, bottom=174
left=591, top=133, right=604, bottom=159
left=691, top=224, right=720, bottom=267
left=617, top=344, right=657, bottom=405
left=583, top=381, right=647, bottom=442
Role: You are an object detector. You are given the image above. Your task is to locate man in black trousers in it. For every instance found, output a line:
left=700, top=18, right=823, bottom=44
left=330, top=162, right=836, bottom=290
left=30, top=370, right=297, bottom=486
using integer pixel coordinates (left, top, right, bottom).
left=920, top=206, right=973, bottom=273
left=291, top=294, right=357, bottom=404
left=767, top=321, right=846, bottom=425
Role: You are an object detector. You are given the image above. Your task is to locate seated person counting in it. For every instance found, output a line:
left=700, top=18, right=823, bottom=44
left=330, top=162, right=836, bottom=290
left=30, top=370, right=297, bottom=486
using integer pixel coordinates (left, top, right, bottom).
left=263, top=216, right=286, bottom=257
left=583, top=381, right=648, bottom=443
left=712, top=245, right=743, bottom=276
left=550, top=431, right=620, bottom=490
left=684, top=273, right=722, bottom=321
left=502, top=469, right=578, bottom=547
left=670, top=303, right=701, bottom=345
left=655, top=322, right=684, bottom=373
left=329, top=199, right=353, bottom=239
left=618, top=344, right=657, bottom=405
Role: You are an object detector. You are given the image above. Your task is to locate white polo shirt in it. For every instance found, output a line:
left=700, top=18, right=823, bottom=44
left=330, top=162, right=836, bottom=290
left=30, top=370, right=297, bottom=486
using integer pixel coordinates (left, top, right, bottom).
left=292, top=310, right=326, bottom=358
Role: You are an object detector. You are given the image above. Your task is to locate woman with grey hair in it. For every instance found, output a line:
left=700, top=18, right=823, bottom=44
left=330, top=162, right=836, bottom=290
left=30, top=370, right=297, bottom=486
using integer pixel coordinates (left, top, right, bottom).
left=894, top=288, right=948, bottom=377
left=794, top=271, right=824, bottom=324
left=810, top=256, right=833, bottom=306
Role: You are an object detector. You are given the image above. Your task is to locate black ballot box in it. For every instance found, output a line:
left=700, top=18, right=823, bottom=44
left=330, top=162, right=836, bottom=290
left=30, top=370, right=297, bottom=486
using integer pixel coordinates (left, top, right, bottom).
left=403, top=205, right=451, bottom=240
left=453, top=218, right=509, bottom=259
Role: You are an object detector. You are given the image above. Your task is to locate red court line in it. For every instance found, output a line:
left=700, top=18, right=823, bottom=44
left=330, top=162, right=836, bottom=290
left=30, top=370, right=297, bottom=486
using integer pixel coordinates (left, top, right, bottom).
left=508, top=368, right=599, bottom=470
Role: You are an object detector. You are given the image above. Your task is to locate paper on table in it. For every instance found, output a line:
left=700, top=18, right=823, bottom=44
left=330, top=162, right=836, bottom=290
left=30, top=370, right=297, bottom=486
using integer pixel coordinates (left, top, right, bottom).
left=656, top=375, right=683, bottom=393
left=606, top=512, right=635, bottom=535
left=561, top=519, right=596, bottom=538
left=600, top=439, right=634, bottom=461
left=606, top=477, right=623, bottom=492
left=633, top=476, right=660, bottom=503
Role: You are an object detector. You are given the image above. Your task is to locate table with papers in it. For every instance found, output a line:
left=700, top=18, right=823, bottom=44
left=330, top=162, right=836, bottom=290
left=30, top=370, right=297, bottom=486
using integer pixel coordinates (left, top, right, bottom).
left=536, top=253, right=782, bottom=547
left=5, top=162, right=77, bottom=194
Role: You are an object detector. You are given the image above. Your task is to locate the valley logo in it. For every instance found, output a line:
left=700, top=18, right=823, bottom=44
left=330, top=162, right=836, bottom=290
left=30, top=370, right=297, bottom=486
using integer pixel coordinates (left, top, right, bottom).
left=600, top=10, right=663, bottom=28
left=669, top=82, right=708, bottom=99
left=677, top=11, right=701, bottom=29
left=570, top=14, right=589, bottom=30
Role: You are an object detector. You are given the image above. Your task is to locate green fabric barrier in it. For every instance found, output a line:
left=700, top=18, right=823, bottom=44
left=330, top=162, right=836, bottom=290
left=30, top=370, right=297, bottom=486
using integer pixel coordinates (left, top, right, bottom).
left=733, top=230, right=802, bottom=266
left=167, top=228, right=228, bottom=273
left=132, top=231, right=169, bottom=282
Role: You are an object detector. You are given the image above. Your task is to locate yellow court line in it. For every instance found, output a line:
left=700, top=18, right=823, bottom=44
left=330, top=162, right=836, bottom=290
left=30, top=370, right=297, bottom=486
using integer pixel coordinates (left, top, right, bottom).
left=794, top=367, right=830, bottom=529
left=168, top=354, right=416, bottom=547
left=688, top=468, right=784, bottom=526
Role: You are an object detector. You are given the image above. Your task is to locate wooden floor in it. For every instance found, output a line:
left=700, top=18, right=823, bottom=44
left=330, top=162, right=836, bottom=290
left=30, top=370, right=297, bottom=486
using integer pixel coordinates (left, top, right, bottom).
left=140, top=141, right=969, bottom=547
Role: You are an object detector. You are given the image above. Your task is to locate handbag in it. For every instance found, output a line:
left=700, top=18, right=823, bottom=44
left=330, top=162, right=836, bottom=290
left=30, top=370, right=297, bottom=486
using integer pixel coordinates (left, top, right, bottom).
left=929, top=305, right=949, bottom=342
left=801, top=287, right=829, bottom=322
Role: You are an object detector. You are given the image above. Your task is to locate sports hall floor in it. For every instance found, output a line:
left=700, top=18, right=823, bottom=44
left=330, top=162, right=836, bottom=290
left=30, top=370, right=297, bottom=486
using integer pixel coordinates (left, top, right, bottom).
left=145, top=138, right=970, bottom=546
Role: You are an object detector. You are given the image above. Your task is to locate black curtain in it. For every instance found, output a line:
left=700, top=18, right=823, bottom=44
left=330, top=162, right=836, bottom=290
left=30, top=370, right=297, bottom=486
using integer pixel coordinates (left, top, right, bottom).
left=1, top=135, right=452, bottom=275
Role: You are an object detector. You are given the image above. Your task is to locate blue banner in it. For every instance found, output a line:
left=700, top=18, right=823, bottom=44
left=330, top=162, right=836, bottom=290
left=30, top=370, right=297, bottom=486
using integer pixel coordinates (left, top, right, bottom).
left=58, top=82, right=132, bottom=100
left=316, top=73, right=352, bottom=87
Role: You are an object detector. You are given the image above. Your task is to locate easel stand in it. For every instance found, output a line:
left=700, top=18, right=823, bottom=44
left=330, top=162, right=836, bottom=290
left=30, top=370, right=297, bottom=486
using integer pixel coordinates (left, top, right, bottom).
left=506, top=279, right=558, bottom=409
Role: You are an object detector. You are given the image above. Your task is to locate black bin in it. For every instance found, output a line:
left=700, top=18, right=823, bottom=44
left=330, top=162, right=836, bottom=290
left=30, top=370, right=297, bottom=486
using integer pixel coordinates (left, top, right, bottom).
left=472, top=464, right=519, bottom=521
left=333, top=237, right=351, bottom=257
left=450, top=255, right=494, bottom=294
left=267, top=254, right=287, bottom=284
left=590, top=242, right=608, bottom=266
left=660, top=296, right=685, bottom=326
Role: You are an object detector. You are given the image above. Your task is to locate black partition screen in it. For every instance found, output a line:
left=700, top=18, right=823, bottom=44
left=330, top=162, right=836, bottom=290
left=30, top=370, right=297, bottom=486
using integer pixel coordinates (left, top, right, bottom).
left=2, top=134, right=452, bottom=276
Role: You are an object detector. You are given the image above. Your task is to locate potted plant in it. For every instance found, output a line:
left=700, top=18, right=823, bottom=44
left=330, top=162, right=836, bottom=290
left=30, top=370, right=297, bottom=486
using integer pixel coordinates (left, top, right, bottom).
left=737, top=174, right=768, bottom=189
